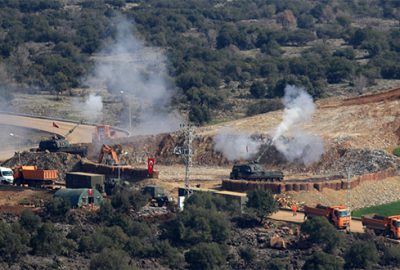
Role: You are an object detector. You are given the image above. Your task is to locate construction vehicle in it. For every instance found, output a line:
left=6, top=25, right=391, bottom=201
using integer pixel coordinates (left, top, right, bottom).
left=0, top=167, right=14, bottom=184
left=143, top=185, right=170, bottom=207
left=92, top=125, right=116, bottom=144
left=304, top=204, right=351, bottom=229
left=98, top=144, right=122, bottom=165
left=361, top=214, right=400, bottom=239
left=230, top=162, right=284, bottom=181
left=13, top=165, right=58, bottom=188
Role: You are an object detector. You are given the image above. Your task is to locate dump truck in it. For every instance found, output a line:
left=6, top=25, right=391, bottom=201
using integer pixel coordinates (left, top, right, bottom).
left=230, top=162, right=283, bottom=181
left=361, top=214, right=400, bottom=239
left=13, top=166, right=58, bottom=188
left=304, top=204, right=351, bottom=229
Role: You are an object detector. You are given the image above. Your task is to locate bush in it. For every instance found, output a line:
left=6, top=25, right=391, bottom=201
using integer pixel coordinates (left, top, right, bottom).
left=302, top=251, right=344, bottom=270
left=152, top=240, right=185, bottom=269
left=111, top=188, right=149, bottom=212
left=0, top=222, right=29, bottom=262
left=44, top=197, right=70, bottom=219
left=80, top=226, right=129, bottom=254
left=382, top=245, right=400, bottom=266
left=300, top=217, right=341, bottom=252
left=250, top=81, right=267, bottom=98
left=162, top=206, right=231, bottom=245
left=393, top=147, right=400, bottom=157
left=185, top=242, right=226, bottom=270
left=246, top=189, right=278, bottom=222
left=344, top=240, right=378, bottom=269
left=184, top=192, right=240, bottom=215
left=90, top=248, right=135, bottom=270
left=239, top=246, right=256, bottom=265
left=246, top=99, right=283, bottom=116
left=19, top=209, right=41, bottom=232
left=31, top=223, right=64, bottom=256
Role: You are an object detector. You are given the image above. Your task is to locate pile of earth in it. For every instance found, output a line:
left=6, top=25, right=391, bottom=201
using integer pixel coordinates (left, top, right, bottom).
left=1, top=151, right=82, bottom=180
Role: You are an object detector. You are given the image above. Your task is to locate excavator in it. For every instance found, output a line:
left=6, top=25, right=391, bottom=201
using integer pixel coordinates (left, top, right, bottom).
left=98, top=144, right=122, bottom=165
left=92, top=125, right=116, bottom=144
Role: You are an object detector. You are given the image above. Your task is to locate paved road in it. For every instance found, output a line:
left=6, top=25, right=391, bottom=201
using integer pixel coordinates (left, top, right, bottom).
left=0, top=114, right=128, bottom=160
left=269, top=210, right=364, bottom=233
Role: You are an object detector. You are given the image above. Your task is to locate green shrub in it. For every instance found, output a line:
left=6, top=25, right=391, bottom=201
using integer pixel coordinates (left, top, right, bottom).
left=0, top=222, right=29, bottom=262
left=31, top=223, right=64, bottom=256
left=302, top=251, right=344, bottom=270
left=111, top=188, right=149, bottom=212
left=344, top=240, right=378, bottom=269
left=246, top=189, right=278, bottom=223
left=44, top=197, right=70, bottom=219
left=80, top=226, right=129, bottom=254
left=185, top=242, right=226, bottom=270
left=393, top=147, right=400, bottom=157
left=301, top=217, right=341, bottom=252
left=19, top=209, right=41, bottom=232
left=239, top=246, right=256, bottom=265
left=90, top=248, right=136, bottom=270
left=382, top=245, right=400, bottom=266
left=246, top=99, right=283, bottom=116
left=153, top=240, right=185, bottom=269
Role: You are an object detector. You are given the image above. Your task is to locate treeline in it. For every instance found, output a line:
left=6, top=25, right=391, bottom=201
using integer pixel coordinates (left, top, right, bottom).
left=1, top=0, right=400, bottom=123
left=1, top=189, right=399, bottom=269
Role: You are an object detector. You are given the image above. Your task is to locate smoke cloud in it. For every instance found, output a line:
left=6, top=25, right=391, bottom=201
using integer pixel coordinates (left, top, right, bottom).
left=82, top=16, right=182, bottom=134
left=272, top=85, right=324, bottom=165
left=214, top=128, right=262, bottom=161
left=72, top=93, right=103, bottom=123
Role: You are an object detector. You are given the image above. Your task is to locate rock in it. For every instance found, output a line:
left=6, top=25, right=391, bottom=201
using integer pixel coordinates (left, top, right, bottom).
left=270, top=234, right=286, bottom=249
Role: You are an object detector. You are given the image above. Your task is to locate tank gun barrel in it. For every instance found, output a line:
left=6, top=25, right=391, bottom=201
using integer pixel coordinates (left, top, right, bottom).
left=254, top=138, right=272, bottom=163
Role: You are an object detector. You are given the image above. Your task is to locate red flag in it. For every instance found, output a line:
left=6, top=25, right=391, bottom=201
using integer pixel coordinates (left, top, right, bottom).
left=88, top=189, right=93, bottom=197
left=52, top=122, right=59, bottom=128
left=147, top=158, right=155, bottom=175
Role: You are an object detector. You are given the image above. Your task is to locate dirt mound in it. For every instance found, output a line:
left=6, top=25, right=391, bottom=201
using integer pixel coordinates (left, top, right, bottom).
left=1, top=151, right=82, bottom=180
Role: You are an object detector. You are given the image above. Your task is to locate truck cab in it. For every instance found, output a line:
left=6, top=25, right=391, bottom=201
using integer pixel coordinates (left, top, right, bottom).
left=331, top=207, right=351, bottom=229
left=0, top=167, right=14, bottom=184
left=389, top=217, right=400, bottom=239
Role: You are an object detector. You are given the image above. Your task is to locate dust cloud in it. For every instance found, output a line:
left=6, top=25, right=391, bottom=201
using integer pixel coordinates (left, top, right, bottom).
left=82, top=16, right=182, bottom=134
left=214, top=128, right=262, bottom=161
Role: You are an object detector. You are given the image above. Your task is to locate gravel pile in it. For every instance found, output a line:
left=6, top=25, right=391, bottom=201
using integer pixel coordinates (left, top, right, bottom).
left=321, top=148, right=399, bottom=176
left=1, top=151, right=82, bottom=180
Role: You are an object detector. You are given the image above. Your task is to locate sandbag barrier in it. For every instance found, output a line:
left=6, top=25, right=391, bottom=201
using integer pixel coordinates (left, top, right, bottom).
left=222, top=168, right=397, bottom=194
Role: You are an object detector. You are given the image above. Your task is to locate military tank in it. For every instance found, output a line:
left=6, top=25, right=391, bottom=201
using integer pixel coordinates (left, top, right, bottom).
left=229, top=162, right=284, bottom=181
left=37, top=136, right=88, bottom=157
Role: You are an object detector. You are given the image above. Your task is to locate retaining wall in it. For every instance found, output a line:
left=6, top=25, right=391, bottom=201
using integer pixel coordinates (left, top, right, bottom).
left=222, top=168, right=397, bottom=194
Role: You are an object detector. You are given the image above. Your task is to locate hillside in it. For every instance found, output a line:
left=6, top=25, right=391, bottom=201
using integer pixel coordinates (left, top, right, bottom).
left=0, top=0, right=400, bottom=128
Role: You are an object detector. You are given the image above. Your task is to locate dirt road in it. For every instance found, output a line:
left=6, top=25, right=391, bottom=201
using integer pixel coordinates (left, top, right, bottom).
left=269, top=210, right=364, bottom=233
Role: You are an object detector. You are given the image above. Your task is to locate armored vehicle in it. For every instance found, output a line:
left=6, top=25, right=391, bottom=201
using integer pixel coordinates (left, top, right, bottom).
left=230, top=162, right=283, bottom=181
left=38, top=136, right=88, bottom=157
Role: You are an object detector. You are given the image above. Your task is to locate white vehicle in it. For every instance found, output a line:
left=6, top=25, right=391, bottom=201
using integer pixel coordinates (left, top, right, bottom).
left=0, top=167, right=14, bottom=184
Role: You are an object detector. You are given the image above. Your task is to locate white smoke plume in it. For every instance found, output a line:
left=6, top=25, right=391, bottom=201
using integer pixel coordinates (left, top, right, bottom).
left=81, top=94, right=103, bottom=123
left=272, top=85, right=324, bottom=165
left=83, top=16, right=182, bottom=134
left=214, top=128, right=262, bottom=161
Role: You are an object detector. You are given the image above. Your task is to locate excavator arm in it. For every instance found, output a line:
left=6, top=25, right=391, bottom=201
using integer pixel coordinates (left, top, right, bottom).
left=98, top=144, right=122, bottom=165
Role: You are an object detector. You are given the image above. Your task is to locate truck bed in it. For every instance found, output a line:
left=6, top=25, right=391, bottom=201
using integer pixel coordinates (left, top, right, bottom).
left=361, top=214, right=388, bottom=230
left=22, top=170, right=58, bottom=180
left=304, top=206, right=329, bottom=217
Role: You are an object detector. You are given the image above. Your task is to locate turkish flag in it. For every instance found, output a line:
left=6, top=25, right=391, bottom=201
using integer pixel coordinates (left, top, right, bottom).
left=148, top=158, right=155, bottom=175
left=88, top=189, right=93, bottom=196
left=52, top=122, right=59, bottom=128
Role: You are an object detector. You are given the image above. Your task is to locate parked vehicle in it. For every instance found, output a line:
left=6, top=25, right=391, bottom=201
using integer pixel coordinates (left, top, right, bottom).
left=230, top=162, right=283, bottom=181
left=13, top=165, right=58, bottom=188
left=361, top=214, right=400, bottom=239
left=0, top=167, right=14, bottom=184
left=304, top=204, right=351, bottom=229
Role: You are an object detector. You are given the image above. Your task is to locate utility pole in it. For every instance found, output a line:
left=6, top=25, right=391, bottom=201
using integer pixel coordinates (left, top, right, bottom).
left=346, top=167, right=352, bottom=232
left=174, top=123, right=194, bottom=197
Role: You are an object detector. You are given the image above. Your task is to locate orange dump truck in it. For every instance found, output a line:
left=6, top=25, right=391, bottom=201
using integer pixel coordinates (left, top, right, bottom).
left=13, top=166, right=58, bottom=188
left=304, top=204, right=351, bottom=229
left=361, top=214, right=400, bottom=239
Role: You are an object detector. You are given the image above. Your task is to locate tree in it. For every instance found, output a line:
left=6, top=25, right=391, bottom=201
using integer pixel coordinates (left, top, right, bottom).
left=302, top=251, right=344, bottom=270
left=239, top=246, right=256, bottom=266
left=19, top=209, right=41, bottom=232
left=185, top=242, right=226, bottom=270
left=382, top=245, right=400, bottom=266
left=90, top=248, right=136, bottom=270
left=0, top=222, right=29, bottom=262
left=31, top=223, right=64, bottom=256
left=300, top=217, right=341, bottom=252
left=250, top=81, right=267, bottom=98
left=344, top=241, right=378, bottom=269
left=246, top=189, right=278, bottom=223
left=44, top=197, right=70, bottom=219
